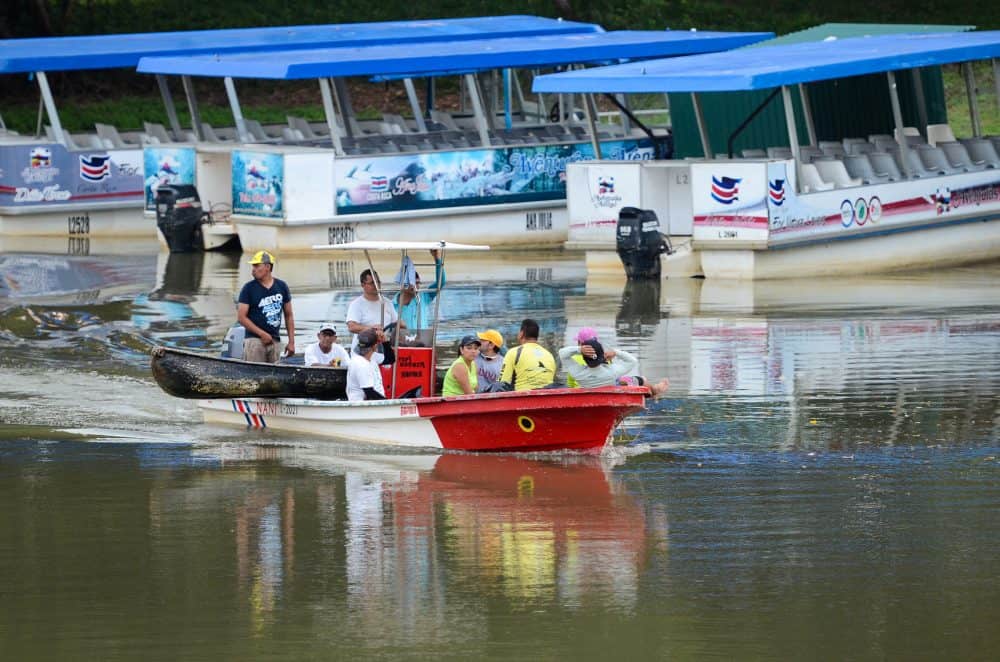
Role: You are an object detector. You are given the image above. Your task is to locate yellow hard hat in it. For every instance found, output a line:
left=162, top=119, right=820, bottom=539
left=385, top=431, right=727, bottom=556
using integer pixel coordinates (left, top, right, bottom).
left=249, top=250, right=275, bottom=265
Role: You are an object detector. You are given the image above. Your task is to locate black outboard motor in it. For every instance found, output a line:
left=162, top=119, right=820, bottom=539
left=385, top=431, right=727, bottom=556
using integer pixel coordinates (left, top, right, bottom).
left=155, top=184, right=205, bottom=253
left=616, top=207, right=672, bottom=280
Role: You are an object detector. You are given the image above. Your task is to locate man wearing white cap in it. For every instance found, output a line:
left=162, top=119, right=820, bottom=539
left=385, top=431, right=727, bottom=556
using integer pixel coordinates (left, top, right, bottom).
left=237, top=250, right=295, bottom=363
left=304, top=323, right=349, bottom=368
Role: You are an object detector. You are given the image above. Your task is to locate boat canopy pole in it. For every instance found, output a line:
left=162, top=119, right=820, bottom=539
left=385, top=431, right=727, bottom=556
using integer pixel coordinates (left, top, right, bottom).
left=224, top=77, right=250, bottom=143
left=35, top=96, right=44, bottom=138
left=181, top=76, right=203, bottom=142
left=318, top=78, right=344, bottom=155
left=798, top=83, right=817, bottom=146
left=155, top=75, right=184, bottom=141
left=725, top=87, right=781, bottom=158
left=781, top=86, right=802, bottom=188
left=389, top=250, right=404, bottom=395
left=910, top=68, right=929, bottom=136
left=429, top=242, right=446, bottom=397
left=402, top=78, right=428, bottom=133
left=425, top=78, right=434, bottom=118
left=0, top=111, right=6, bottom=131
left=503, top=68, right=513, bottom=130
left=615, top=94, right=632, bottom=135
left=691, top=93, right=711, bottom=158
left=333, top=78, right=357, bottom=139
left=887, top=70, right=912, bottom=177
left=35, top=72, right=65, bottom=147
left=485, top=71, right=499, bottom=131
left=464, top=73, right=492, bottom=147
left=962, top=62, right=982, bottom=137
left=582, top=92, right=601, bottom=159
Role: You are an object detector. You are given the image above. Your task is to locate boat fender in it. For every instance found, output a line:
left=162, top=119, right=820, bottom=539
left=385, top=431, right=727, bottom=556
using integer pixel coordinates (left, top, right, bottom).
left=221, top=324, right=245, bottom=359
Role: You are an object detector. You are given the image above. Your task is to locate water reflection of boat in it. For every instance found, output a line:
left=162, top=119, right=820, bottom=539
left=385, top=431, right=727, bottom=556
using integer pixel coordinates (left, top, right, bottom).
left=275, top=451, right=650, bottom=610
left=132, top=251, right=241, bottom=346
left=148, top=450, right=650, bottom=625
left=0, top=234, right=160, bottom=255
left=0, top=251, right=156, bottom=306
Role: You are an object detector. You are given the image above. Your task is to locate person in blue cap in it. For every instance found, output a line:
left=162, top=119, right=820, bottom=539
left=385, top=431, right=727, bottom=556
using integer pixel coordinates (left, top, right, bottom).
left=237, top=250, right=295, bottom=363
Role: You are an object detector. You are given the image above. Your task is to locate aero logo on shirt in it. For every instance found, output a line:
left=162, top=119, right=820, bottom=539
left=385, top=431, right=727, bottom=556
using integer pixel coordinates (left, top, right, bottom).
left=258, top=293, right=284, bottom=327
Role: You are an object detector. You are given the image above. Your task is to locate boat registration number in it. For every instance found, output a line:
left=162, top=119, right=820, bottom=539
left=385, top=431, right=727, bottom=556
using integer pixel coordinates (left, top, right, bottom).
left=328, top=224, right=356, bottom=245
left=68, top=212, right=90, bottom=236
left=526, top=211, right=552, bottom=231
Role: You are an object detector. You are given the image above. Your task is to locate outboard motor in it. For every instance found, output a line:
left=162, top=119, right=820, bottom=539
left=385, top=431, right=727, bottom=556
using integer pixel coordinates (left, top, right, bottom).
left=616, top=207, right=672, bottom=280
left=155, top=184, right=205, bottom=253
left=220, top=324, right=245, bottom=359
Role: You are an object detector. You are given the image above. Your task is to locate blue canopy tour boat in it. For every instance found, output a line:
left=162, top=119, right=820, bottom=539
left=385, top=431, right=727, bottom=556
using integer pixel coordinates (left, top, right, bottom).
left=534, top=29, right=1000, bottom=279
left=0, top=15, right=606, bottom=248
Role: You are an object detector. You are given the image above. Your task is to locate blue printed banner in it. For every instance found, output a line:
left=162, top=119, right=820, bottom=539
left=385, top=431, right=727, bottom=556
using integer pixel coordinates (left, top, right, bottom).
left=0, top=142, right=143, bottom=209
left=143, top=147, right=197, bottom=210
left=232, top=150, right=284, bottom=218
left=334, top=139, right=654, bottom=214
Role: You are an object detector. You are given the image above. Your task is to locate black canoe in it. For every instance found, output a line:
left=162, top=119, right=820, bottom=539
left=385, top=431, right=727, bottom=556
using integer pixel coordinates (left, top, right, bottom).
left=150, top=346, right=347, bottom=400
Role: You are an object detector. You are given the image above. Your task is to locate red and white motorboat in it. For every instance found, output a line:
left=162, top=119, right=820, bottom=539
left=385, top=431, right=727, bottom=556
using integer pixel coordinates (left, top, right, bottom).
left=168, top=240, right=650, bottom=452
left=199, top=385, right=648, bottom=453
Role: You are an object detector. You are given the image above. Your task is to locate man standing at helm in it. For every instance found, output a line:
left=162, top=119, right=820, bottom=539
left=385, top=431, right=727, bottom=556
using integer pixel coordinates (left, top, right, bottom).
left=237, top=250, right=295, bottom=363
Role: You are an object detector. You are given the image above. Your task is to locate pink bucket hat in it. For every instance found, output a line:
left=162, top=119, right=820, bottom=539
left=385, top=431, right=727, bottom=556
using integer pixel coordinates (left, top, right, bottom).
left=575, top=327, right=598, bottom=343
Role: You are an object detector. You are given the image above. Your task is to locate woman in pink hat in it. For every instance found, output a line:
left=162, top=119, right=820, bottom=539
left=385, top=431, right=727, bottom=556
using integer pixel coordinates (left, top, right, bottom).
left=559, top=327, right=669, bottom=396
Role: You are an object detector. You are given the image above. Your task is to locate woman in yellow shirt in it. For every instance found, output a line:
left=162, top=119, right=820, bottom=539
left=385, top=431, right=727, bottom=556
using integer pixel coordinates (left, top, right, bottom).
left=441, top=335, right=481, bottom=396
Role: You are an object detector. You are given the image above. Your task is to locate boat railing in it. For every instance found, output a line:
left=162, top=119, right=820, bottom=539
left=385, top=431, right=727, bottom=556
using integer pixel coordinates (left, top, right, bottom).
left=709, top=123, right=1000, bottom=191
left=207, top=117, right=632, bottom=154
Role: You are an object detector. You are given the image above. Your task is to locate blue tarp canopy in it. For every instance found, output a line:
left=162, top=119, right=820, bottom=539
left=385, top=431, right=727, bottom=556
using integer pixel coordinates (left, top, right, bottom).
left=0, top=15, right=601, bottom=73
left=136, top=30, right=772, bottom=80
left=533, top=31, right=1000, bottom=93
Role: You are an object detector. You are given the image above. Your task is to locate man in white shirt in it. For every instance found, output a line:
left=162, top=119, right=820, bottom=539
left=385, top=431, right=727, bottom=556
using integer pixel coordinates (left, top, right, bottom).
left=346, top=268, right=398, bottom=353
left=304, top=323, right=349, bottom=367
left=346, top=329, right=386, bottom=401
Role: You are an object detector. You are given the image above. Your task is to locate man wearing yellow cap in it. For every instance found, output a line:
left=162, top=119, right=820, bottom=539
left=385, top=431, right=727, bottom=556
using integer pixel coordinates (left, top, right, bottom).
left=237, top=250, right=295, bottom=363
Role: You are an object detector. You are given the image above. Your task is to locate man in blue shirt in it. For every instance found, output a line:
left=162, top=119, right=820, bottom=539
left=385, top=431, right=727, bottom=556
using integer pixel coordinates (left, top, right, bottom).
left=237, top=250, right=295, bottom=363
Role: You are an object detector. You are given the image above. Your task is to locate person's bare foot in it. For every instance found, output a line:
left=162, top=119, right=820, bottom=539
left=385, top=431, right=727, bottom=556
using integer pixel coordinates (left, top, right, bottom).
left=649, top=379, right=669, bottom=397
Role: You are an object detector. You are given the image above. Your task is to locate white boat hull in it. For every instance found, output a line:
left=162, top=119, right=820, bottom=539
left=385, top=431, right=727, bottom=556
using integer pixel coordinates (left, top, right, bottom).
left=0, top=203, right=151, bottom=238
left=197, top=386, right=648, bottom=453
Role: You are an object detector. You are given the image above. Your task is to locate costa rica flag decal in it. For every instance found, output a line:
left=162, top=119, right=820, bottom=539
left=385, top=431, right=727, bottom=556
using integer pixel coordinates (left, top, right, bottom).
left=79, top=154, right=111, bottom=182
left=769, top=179, right=785, bottom=206
left=711, top=175, right=741, bottom=204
